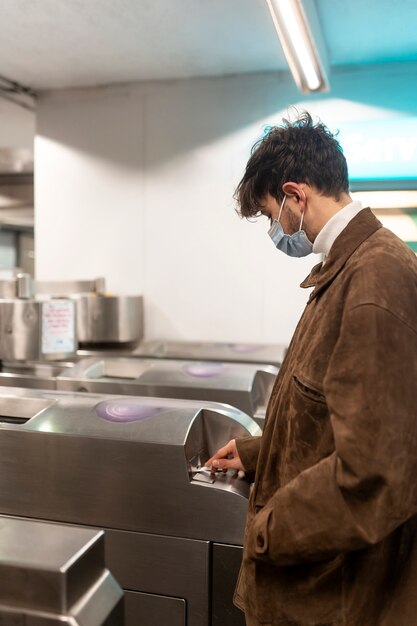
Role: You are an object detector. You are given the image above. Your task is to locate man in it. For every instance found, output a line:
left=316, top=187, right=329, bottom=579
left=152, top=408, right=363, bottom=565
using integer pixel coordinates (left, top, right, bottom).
left=206, top=112, right=417, bottom=626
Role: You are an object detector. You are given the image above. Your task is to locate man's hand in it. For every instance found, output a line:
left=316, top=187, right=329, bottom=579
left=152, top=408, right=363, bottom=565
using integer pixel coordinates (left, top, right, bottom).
left=205, top=439, right=246, bottom=473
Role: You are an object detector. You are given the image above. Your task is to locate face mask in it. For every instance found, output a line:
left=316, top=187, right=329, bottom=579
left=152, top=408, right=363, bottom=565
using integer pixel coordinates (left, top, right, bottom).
left=268, top=195, right=313, bottom=257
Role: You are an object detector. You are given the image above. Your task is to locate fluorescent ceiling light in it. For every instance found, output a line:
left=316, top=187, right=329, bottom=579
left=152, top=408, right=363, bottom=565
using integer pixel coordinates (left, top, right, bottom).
left=351, top=190, right=417, bottom=210
left=266, top=0, right=329, bottom=93
left=370, top=213, right=417, bottom=243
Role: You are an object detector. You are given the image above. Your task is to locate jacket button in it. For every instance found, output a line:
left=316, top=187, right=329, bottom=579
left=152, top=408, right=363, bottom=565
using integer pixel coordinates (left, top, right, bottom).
left=257, top=534, right=265, bottom=548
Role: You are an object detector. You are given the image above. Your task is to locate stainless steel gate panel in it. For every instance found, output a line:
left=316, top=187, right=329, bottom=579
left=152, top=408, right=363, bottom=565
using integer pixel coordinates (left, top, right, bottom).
left=212, top=543, right=245, bottom=626
left=0, top=371, right=57, bottom=390
left=35, top=279, right=144, bottom=346
left=0, top=394, right=55, bottom=422
left=0, top=575, right=123, bottom=626
left=0, top=516, right=105, bottom=613
left=78, top=339, right=286, bottom=367
left=0, top=515, right=124, bottom=625
left=0, top=361, right=74, bottom=391
left=0, top=299, right=76, bottom=361
left=105, top=529, right=209, bottom=626
left=74, top=295, right=144, bottom=345
left=124, top=591, right=185, bottom=626
left=56, top=356, right=277, bottom=421
left=0, top=387, right=261, bottom=626
left=0, top=388, right=260, bottom=544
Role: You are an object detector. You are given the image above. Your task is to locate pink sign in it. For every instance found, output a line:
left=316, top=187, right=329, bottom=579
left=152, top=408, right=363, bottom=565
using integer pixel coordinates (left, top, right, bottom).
left=41, top=299, right=75, bottom=354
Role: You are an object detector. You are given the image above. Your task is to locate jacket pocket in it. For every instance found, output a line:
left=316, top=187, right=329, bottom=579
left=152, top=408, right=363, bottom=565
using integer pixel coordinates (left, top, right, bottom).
left=284, top=373, right=333, bottom=478
left=290, top=373, right=328, bottom=426
left=292, top=373, right=326, bottom=404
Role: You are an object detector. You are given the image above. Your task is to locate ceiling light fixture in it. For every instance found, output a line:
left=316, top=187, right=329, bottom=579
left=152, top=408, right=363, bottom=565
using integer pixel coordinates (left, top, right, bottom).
left=266, top=0, right=329, bottom=93
left=351, top=190, right=417, bottom=211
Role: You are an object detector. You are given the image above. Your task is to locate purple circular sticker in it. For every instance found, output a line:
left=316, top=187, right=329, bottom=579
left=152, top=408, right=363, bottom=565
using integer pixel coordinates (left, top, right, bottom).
left=95, top=399, right=163, bottom=423
left=183, top=362, right=224, bottom=378
left=229, top=343, right=262, bottom=353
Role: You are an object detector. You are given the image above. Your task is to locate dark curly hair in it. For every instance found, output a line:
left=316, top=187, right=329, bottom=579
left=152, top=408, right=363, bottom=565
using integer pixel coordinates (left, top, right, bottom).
left=235, top=111, right=349, bottom=218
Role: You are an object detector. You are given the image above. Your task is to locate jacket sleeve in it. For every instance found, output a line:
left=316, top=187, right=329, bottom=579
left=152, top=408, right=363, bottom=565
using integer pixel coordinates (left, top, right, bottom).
left=248, top=302, right=417, bottom=566
left=236, top=436, right=262, bottom=473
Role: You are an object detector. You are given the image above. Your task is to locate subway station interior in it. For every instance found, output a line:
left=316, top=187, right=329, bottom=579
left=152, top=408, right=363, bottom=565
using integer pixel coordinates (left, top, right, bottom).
left=0, top=1, right=417, bottom=625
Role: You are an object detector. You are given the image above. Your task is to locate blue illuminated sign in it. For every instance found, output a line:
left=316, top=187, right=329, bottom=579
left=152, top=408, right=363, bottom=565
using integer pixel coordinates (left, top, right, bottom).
left=335, top=117, right=417, bottom=181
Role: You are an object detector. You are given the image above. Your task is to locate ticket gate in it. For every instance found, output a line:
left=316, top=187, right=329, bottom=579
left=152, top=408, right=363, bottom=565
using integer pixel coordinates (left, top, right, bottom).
left=79, top=339, right=286, bottom=368
left=0, top=516, right=123, bottom=625
left=56, top=356, right=277, bottom=426
left=0, top=387, right=261, bottom=626
left=0, top=360, right=75, bottom=390
left=0, top=356, right=277, bottom=426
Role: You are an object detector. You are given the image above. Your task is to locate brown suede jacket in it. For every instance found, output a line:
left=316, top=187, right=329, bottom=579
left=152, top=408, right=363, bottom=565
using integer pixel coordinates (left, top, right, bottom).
left=235, top=208, right=417, bottom=626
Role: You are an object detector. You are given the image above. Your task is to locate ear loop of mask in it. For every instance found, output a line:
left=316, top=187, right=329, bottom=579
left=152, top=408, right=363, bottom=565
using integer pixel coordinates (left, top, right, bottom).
left=277, top=195, right=286, bottom=222
left=298, top=191, right=306, bottom=230
left=280, top=194, right=305, bottom=231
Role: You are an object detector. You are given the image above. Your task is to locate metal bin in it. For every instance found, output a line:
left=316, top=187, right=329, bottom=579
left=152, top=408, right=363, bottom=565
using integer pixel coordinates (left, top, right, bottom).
left=35, top=278, right=143, bottom=346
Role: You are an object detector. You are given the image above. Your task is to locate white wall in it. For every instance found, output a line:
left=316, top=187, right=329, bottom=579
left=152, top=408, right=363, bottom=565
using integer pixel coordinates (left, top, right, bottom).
left=35, top=63, right=417, bottom=345
left=36, top=86, right=145, bottom=295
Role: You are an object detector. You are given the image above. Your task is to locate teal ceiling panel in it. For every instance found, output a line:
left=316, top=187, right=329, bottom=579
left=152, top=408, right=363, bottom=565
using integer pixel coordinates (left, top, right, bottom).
left=316, top=0, right=417, bottom=65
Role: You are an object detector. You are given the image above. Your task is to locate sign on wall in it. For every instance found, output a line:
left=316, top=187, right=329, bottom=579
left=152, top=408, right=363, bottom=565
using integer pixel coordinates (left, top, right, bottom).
left=336, top=117, right=417, bottom=181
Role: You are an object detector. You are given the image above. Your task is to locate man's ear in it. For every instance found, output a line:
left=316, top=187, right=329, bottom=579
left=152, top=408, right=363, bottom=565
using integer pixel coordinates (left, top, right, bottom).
left=282, top=182, right=307, bottom=208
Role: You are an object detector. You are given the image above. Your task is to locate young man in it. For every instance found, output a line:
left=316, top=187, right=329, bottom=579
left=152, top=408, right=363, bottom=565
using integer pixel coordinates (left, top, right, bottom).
left=207, top=112, right=417, bottom=626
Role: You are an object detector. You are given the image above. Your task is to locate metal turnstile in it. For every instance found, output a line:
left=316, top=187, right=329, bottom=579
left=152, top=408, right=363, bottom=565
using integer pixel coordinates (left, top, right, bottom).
left=0, top=360, right=75, bottom=390
left=0, top=515, right=123, bottom=625
left=55, top=356, right=277, bottom=425
left=0, top=356, right=277, bottom=426
left=0, top=387, right=261, bottom=626
left=79, top=338, right=287, bottom=368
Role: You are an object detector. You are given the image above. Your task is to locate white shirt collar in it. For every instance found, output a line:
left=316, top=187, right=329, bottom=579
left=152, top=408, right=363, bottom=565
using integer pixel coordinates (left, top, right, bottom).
left=312, top=201, right=364, bottom=258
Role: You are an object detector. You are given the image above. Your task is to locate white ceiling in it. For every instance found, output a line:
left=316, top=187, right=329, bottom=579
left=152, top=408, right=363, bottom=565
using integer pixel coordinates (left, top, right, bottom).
left=0, top=0, right=284, bottom=89
left=0, top=0, right=417, bottom=91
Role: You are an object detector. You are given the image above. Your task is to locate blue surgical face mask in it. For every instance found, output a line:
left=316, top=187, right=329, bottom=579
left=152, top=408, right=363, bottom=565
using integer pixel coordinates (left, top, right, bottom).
left=268, top=195, right=313, bottom=257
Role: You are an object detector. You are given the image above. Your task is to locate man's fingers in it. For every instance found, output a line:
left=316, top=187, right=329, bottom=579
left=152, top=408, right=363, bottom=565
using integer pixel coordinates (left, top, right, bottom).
left=205, top=442, right=234, bottom=467
left=204, top=438, right=245, bottom=475
left=210, top=458, right=240, bottom=471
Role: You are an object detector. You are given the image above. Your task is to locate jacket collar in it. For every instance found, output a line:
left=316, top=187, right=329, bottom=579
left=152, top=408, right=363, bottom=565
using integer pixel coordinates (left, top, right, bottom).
left=300, top=208, right=382, bottom=302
